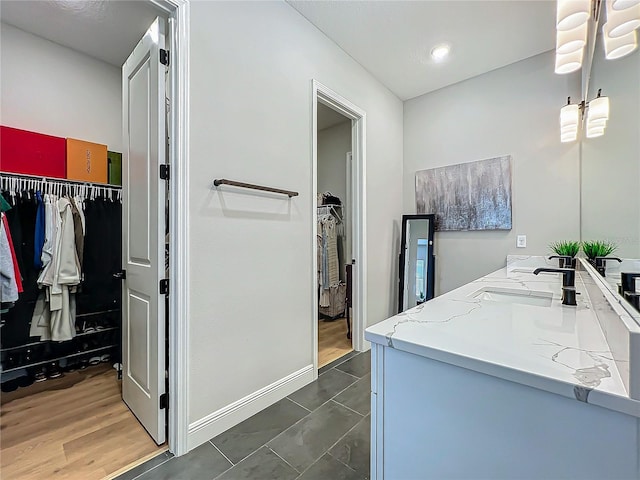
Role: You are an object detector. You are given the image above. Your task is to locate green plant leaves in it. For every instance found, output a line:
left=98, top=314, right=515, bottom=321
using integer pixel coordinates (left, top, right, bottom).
left=549, top=241, right=581, bottom=257
left=582, top=240, right=618, bottom=260
left=548, top=240, right=618, bottom=259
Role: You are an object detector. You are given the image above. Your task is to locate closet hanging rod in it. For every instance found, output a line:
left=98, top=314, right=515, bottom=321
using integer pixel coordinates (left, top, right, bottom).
left=0, top=171, right=122, bottom=189
left=213, top=178, right=298, bottom=198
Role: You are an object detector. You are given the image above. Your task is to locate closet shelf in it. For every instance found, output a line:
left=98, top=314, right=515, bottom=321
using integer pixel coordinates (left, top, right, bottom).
left=0, top=344, right=117, bottom=374
left=0, top=326, right=118, bottom=352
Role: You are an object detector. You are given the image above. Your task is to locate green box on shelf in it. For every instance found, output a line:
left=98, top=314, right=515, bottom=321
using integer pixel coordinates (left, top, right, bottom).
left=107, top=151, right=122, bottom=186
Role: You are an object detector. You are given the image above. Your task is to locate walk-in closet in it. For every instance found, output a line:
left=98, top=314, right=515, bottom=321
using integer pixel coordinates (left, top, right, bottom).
left=0, top=3, right=169, bottom=478
left=316, top=104, right=354, bottom=367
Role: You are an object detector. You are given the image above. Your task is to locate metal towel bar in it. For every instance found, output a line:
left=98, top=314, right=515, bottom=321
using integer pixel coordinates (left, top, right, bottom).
left=213, top=178, right=298, bottom=198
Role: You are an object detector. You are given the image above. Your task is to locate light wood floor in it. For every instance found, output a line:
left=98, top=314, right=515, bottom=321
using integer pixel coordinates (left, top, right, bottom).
left=318, top=317, right=353, bottom=368
left=0, top=364, right=166, bottom=480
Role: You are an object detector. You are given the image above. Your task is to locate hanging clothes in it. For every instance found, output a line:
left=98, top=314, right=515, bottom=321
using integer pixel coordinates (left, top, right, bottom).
left=40, top=194, right=54, bottom=269
left=0, top=193, right=11, bottom=213
left=317, top=195, right=347, bottom=317
left=73, top=194, right=121, bottom=318
left=70, top=197, right=84, bottom=272
left=34, top=191, right=45, bottom=269
left=0, top=213, right=19, bottom=303
left=2, top=193, right=39, bottom=347
left=318, top=215, right=340, bottom=307
left=31, top=197, right=81, bottom=342
left=2, top=212, right=23, bottom=294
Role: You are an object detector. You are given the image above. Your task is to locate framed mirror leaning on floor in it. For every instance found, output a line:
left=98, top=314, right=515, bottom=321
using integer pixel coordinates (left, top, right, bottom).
left=398, top=214, right=436, bottom=313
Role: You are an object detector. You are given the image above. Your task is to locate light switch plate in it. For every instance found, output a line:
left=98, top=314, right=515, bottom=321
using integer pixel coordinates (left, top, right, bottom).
left=517, top=235, right=527, bottom=248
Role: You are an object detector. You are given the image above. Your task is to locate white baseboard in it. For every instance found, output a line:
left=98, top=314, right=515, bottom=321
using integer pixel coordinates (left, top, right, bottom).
left=187, top=364, right=315, bottom=451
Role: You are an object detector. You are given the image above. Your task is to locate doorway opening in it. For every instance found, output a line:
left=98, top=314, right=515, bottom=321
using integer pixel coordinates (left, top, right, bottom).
left=316, top=103, right=353, bottom=367
left=313, top=81, right=367, bottom=372
left=0, top=1, right=189, bottom=477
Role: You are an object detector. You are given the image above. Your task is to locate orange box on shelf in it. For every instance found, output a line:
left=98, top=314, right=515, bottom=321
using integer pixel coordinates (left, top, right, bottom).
left=66, top=138, right=108, bottom=183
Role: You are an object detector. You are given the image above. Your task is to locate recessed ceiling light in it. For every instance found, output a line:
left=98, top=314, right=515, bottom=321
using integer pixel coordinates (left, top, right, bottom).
left=431, top=43, right=451, bottom=62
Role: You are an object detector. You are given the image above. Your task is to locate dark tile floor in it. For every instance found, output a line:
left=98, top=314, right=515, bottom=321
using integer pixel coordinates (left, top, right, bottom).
left=116, top=350, right=371, bottom=480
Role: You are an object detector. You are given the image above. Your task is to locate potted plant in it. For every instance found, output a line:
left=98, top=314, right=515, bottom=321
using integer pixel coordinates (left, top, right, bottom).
left=582, top=240, right=618, bottom=266
left=549, top=241, right=581, bottom=268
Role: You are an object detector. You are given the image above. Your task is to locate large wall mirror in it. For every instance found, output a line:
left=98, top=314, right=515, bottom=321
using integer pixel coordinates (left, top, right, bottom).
left=398, top=215, right=435, bottom=313
left=581, top=28, right=640, bottom=258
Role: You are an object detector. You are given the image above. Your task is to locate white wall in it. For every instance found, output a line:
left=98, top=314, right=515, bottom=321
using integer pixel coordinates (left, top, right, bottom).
left=187, top=1, right=403, bottom=444
left=581, top=40, right=640, bottom=257
left=0, top=23, right=122, bottom=152
left=404, top=51, right=581, bottom=295
left=318, top=121, right=350, bottom=204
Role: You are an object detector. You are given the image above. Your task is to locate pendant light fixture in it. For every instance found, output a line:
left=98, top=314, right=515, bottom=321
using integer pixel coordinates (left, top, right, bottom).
left=605, top=0, right=640, bottom=37
left=560, top=98, right=580, bottom=143
left=559, top=91, right=610, bottom=142
left=555, top=46, right=585, bottom=73
left=557, top=23, right=589, bottom=53
left=603, top=0, right=640, bottom=59
left=555, top=0, right=590, bottom=74
left=611, top=0, right=640, bottom=10
left=603, top=23, right=638, bottom=58
left=557, top=0, right=591, bottom=30
left=555, top=0, right=640, bottom=74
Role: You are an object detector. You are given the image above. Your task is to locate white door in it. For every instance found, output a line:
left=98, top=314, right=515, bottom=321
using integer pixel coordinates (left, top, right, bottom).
left=122, top=17, right=167, bottom=445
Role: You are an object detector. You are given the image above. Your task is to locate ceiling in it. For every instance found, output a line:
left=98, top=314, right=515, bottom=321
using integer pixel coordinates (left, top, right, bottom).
left=1, top=1, right=557, bottom=97
left=318, top=103, right=350, bottom=130
left=0, top=0, right=162, bottom=66
left=287, top=1, right=557, bottom=100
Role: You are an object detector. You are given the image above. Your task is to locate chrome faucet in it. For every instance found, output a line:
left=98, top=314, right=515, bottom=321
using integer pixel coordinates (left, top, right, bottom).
left=533, top=268, right=577, bottom=306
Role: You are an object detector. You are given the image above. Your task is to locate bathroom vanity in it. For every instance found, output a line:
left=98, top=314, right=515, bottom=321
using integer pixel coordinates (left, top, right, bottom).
left=366, top=256, right=640, bottom=480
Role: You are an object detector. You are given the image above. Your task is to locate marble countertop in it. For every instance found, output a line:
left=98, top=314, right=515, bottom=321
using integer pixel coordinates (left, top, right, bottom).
left=365, top=256, right=640, bottom=418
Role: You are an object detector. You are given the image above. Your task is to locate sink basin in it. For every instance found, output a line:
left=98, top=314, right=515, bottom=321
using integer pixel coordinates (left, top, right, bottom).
left=472, top=287, right=553, bottom=307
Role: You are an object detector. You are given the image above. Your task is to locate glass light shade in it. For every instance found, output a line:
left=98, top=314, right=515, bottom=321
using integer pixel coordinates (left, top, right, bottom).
left=586, top=125, right=606, bottom=138
left=560, top=103, right=580, bottom=127
left=612, top=0, right=640, bottom=10
left=561, top=130, right=578, bottom=142
left=555, top=48, right=584, bottom=74
left=603, top=25, right=638, bottom=58
left=606, top=1, right=640, bottom=37
left=557, top=0, right=591, bottom=30
left=586, top=117, right=607, bottom=127
left=557, top=23, right=588, bottom=54
left=588, top=96, right=610, bottom=121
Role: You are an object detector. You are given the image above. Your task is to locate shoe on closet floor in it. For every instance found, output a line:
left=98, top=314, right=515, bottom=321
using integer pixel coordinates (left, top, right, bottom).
left=47, top=362, right=63, bottom=379
left=82, top=321, right=97, bottom=334
left=1, top=380, right=19, bottom=392
left=34, top=368, right=47, bottom=382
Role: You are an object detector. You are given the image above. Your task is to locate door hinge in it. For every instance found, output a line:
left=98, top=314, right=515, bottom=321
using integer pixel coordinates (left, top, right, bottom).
left=160, top=279, right=169, bottom=295
left=159, top=393, right=169, bottom=410
left=160, top=164, right=170, bottom=180
left=160, top=49, right=170, bottom=66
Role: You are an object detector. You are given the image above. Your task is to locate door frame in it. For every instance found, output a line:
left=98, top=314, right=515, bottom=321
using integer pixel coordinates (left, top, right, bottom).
left=312, top=80, right=367, bottom=373
left=148, top=0, right=190, bottom=456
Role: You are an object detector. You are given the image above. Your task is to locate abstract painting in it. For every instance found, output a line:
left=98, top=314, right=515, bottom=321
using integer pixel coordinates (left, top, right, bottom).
left=415, top=155, right=512, bottom=231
